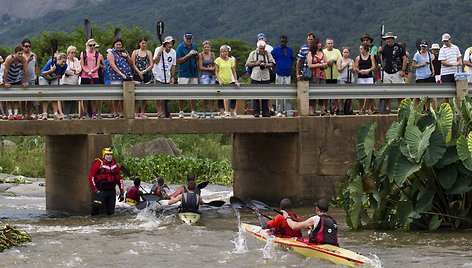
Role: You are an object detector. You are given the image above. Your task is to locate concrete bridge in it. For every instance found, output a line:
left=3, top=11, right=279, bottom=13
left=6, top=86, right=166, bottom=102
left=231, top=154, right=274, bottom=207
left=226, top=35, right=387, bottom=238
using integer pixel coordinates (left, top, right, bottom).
left=0, top=80, right=467, bottom=215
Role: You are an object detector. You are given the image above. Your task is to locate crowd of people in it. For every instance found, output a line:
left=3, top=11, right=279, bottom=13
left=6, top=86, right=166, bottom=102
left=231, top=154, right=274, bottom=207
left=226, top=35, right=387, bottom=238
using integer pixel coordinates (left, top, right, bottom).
left=0, top=31, right=467, bottom=120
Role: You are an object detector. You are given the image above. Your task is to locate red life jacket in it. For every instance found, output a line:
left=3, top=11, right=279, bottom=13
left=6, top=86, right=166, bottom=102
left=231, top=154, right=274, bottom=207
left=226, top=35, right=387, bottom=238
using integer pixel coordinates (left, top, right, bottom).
left=126, top=186, right=139, bottom=201
left=94, top=158, right=119, bottom=189
left=309, top=214, right=339, bottom=246
left=272, top=212, right=303, bottom=238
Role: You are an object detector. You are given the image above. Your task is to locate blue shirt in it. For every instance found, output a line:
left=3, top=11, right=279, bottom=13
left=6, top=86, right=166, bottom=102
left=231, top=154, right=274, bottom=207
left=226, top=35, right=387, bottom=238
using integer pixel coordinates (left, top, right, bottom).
left=297, top=43, right=310, bottom=62
left=271, top=45, right=295, bottom=76
left=413, top=51, right=432, bottom=80
left=40, top=59, right=67, bottom=77
left=176, top=42, right=198, bottom=78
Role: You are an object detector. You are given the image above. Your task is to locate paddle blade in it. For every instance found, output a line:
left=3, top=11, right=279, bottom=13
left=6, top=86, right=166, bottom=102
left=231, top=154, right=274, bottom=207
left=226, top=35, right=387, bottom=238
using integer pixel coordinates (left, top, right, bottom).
left=205, top=200, right=226, bottom=207
left=50, top=39, right=58, bottom=54
left=251, top=199, right=283, bottom=215
left=156, top=20, right=164, bottom=38
left=136, top=201, right=151, bottom=210
left=84, top=19, right=92, bottom=39
left=197, top=181, right=209, bottom=190
left=142, top=193, right=163, bottom=202
left=114, top=28, right=122, bottom=39
left=229, top=196, right=247, bottom=209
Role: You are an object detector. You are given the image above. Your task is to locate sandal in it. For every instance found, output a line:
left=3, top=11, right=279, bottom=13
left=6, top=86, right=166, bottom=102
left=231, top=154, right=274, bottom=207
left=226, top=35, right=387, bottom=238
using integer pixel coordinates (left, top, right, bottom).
left=140, top=113, right=148, bottom=119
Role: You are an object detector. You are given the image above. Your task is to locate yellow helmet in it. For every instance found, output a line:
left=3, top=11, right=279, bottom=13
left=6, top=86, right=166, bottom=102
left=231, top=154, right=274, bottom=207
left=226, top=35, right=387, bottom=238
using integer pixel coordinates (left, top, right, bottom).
left=102, top=147, right=113, bottom=158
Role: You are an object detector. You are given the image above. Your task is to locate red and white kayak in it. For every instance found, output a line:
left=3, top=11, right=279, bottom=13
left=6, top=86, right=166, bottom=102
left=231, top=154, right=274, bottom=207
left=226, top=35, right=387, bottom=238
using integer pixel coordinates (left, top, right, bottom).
left=241, top=222, right=372, bottom=267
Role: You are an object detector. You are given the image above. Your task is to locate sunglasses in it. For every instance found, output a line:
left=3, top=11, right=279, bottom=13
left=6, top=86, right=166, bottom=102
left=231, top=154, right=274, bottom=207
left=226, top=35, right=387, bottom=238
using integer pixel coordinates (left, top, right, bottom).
left=88, top=44, right=96, bottom=47
left=70, top=51, right=76, bottom=53
left=23, top=45, right=31, bottom=48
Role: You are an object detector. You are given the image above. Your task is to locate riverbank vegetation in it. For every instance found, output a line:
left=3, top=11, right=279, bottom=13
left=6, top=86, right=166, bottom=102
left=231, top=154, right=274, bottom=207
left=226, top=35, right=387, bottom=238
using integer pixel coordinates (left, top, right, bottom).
left=0, top=134, right=233, bottom=185
left=338, top=97, right=472, bottom=231
left=0, top=224, right=31, bottom=252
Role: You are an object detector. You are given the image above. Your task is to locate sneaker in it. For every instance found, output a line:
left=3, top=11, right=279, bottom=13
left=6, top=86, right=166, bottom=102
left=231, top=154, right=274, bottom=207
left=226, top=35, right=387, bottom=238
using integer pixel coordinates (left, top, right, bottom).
left=8, top=115, right=14, bottom=120
left=201, top=112, right=206, bottom=119
left=2, top=115, right=7, bottom=120
left=15, top=115, right=23, bottom=120
left=72, top=113, right=79, bottom=119
left=179, top=111, right=184, bottom=119
left=53, top=113, right=60, bottom=120
left=224, top=111, right=230, bottom=117
left=42, top=112, right=48, bottom=120
left=92, top=113, right=98, bottom=119
left=191, top=111, right=199, bottom=118
left=30, top=114, right=37, bottom=120
left=81, top=113, right=90, bottom=119
left=276, top=112, right=283, bottom=117
left=232, top=112, right=240, bottom=118
left=210, top=112, right=215, bottom=119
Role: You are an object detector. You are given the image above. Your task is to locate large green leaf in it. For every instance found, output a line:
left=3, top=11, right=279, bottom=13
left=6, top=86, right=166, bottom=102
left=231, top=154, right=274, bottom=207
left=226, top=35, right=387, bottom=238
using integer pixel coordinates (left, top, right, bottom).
left=397, top=98, right=412, bottom=123
left=428, top=215, right=442, bottom=231
left=437, top=165, right=458, bottom=190
left=385, top=121, right=401, bottom=144
left=435, top=145, right=460, bottom=168
left=403, top=125, right=435, bottom=163
left=415, top=188, right=435, bottom=212
left=347, top=173, right=364, bottom=229
left=456, top=134, right=472, bottom=172
left=356, top=122, right=376, bottom=171
left=436, top=103, right=453, bottom=143
left=387, top=144, right=422, bottom=185
left=424, top=129, right=447, bottom=167
left=445, top=175, right=472, bottom=194
left=397, top=200, right=414, bottom=230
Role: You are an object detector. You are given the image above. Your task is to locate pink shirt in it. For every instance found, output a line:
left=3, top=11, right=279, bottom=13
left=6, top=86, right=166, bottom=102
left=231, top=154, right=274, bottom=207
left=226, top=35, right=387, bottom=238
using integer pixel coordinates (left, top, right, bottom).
left=80, top=51, right=102, bottom=79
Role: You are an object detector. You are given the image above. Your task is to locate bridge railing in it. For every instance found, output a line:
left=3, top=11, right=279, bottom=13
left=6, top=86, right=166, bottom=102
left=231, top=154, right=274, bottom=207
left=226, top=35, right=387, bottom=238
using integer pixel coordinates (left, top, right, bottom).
left=0, top=80, right=468, bottom=117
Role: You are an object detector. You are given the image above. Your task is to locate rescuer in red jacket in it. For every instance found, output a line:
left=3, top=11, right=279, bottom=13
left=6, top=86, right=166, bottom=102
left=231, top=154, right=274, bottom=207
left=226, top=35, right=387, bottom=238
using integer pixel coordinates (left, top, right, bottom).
left=88, top=147, right=124, bottom=216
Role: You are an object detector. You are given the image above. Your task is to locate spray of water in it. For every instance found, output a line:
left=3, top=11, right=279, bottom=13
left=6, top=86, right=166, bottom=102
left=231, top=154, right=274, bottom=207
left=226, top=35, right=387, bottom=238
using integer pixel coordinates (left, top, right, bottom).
left=229, top=209, right=248, bottom=254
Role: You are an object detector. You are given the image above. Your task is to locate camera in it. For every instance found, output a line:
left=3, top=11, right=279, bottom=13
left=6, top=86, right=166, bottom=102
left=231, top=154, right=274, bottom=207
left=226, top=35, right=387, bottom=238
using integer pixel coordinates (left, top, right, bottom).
left=259, top=62, right=266, bottom=70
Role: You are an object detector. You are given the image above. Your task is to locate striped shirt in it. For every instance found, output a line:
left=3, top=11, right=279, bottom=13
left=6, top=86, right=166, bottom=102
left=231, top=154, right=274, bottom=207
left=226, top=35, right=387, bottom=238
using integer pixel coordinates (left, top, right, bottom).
left=297, top=44, right=310, bottom=63
left=438, top=44, right=461, bottom=75
left=6, top=57, right=23, bottom=84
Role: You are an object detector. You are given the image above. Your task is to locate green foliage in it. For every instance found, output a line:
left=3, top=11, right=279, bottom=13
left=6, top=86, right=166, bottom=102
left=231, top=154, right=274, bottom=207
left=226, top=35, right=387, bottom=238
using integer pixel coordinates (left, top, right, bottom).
left=122, top=154, right=232, bottom=185
left=339, top=97, right=472, bottom=231
left=0, top=137, right=45, bottom=178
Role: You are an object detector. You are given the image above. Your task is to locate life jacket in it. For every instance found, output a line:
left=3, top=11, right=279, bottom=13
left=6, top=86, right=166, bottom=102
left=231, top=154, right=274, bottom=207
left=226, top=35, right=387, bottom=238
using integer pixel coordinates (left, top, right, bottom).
left=180, top=192, right=199, bottom=213
left=126, top=186, right=139, bottom=202
left=125, top=198, right=138, bottom=206
left=94, top=158, right=119, bottom=190
left=309, top=214, right=339, bottom=246
left=272, top=212, right=303, bottom=238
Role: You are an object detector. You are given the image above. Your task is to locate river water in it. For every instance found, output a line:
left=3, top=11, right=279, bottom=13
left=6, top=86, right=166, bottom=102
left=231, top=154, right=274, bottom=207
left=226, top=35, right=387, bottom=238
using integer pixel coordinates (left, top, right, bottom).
left=1, top=183, right=472, bottom=268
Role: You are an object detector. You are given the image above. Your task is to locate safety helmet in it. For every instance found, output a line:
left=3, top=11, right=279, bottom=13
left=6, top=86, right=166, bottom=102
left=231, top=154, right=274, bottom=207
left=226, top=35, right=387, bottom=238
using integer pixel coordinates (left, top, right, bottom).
left=102, top=147, right=113, bottom=158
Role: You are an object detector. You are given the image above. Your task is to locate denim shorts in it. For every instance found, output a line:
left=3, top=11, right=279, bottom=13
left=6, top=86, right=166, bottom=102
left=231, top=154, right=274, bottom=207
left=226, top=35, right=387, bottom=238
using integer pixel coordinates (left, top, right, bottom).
left=201, top=74, right=216, bottom=84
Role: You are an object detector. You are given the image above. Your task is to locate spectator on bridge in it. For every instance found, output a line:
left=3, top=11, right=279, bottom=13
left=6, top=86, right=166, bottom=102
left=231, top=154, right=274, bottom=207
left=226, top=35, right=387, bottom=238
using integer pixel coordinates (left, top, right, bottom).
left=61, top=46, right=82, bottom=119
left=245, top=40, right=275, bottom=117
left=463, top=44, right=472, bottom=83
left=431, top=43, right=441, bottom=83
left=360, top=33, right=379, bottom=80
left=39, top=52, right=68, bottom=120
left=4, top=45, right=29, bottom=120
left=131, top=37, right=153, bottom=119
left=153, top=35, right=176, bottom=118
left=80, top=39, right=103, bottom=119
left=0, top=55, right=5, bottom=120
left=198, top=40, right=216, bottom=119
left=307, top=38, right=327, bottom=116
left=88, top=147, right=124, bottom=216
left=215, top=45, right=240, bottom=118
left=22, top=39, right=39, bottom=120
left=107, top=38, right=133, bottom=118
left=355, top=43, right=375, bottom=115
left=296, top=33, right=316, bottom=115
left=271, top=35, right=295, bottom=117
left=336, top=47, right=355, bottom=114
left=378, top=32, right=408, bottom=114
left=412, top=40, right=436, bottom=112
left=438, top=33, right=461, bottom=104
left=323, top=38, right=342, bottom=115
left=176, top=32, right=199, bottom=119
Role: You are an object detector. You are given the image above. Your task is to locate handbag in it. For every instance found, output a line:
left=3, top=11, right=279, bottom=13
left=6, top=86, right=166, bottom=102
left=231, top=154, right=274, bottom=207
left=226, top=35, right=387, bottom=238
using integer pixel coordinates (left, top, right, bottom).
left=301, top=55, right=314, bottom=81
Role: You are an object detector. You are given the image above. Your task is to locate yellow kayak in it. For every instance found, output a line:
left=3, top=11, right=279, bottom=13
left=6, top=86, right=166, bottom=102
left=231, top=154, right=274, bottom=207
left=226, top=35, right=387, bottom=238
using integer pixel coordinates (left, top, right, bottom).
left=241, top=222, right=371, bottom=267
left=178, top=212, right=201, bottom=225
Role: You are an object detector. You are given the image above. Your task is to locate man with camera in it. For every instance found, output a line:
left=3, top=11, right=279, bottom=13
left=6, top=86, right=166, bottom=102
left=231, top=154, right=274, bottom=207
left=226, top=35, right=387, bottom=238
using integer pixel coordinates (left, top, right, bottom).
left=245, top=40, right=275, bottom=117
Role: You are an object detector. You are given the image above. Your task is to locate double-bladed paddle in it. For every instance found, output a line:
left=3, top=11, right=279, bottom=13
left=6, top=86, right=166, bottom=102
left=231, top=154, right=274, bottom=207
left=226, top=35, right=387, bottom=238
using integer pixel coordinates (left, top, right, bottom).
left=229, top=196, right=272, bottom=220
left=204, top=200, right=226, bottom=207
left=114, top=28, right=122, bottom=40
left=250, top=199, right=283, bottom=215
left=84, top=19, right=92, bottom=40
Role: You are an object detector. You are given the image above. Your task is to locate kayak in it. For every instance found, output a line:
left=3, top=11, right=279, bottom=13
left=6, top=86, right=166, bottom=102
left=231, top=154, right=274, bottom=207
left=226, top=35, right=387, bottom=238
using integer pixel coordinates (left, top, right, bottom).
left=178, top=212, right=201, bottom=225
left=241, top=223, right=371, bottom=267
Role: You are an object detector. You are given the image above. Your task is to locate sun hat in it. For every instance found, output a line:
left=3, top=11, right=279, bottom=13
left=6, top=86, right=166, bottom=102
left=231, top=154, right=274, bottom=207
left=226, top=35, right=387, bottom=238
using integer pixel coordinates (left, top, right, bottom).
left=382, top=32, right=397, bottom=39
left=360, top=33, right=373, bottom=42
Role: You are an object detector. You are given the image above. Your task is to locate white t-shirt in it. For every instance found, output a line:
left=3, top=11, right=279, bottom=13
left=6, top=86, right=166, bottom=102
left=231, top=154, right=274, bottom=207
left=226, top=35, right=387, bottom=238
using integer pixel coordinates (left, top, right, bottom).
left=438, top=44, right=461, bottom=75
left=307, top=215, right=321, bottom=236
left=152, top=48, right=176, bottom=83
left=463, top=47, right=472, bottom=76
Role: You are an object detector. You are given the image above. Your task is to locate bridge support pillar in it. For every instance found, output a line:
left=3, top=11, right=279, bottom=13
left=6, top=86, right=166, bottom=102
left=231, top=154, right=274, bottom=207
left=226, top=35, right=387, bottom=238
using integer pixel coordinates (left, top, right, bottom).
left=45, top=134, right=112, bottom=215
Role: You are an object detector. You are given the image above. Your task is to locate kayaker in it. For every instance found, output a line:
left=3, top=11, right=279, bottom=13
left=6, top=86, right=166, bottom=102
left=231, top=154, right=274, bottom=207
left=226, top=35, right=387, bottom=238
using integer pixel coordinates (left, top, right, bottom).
left=170, top=173, right=201, bottom=198
left=125, top=178, right=144, bottom=206
left=260, top=198, right=302, bottom=238
left=282, top=199, right=339, bottom=246
left=150, top=176, right=170, bottom=199
left=88, top=147, right=124, bottom=216
left=168, top=181, right=203, bottom=213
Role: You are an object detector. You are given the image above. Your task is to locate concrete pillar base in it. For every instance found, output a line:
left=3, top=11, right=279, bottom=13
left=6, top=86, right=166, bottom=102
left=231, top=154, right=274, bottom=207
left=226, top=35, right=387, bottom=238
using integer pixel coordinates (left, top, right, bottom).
left=45, top=134, right=112, bottom=215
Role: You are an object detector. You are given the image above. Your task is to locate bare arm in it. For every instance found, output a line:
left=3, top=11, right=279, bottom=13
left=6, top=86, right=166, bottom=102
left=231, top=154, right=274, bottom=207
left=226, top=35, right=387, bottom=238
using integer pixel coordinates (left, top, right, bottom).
left=282, top=210, right=314, bottom=230
left=168, top=194, right=182, bottom=205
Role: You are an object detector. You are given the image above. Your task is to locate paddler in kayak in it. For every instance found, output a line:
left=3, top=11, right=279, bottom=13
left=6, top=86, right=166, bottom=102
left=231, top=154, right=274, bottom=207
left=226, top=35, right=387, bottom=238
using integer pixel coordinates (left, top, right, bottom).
left=168, top=181, right=203, bottom=213
left=282, top=199, right=339, bottom=246
left=259, top=198, right=302, bottom=238
left=150, top=176, right=170, bottom=199
left=170, top=173, right=201, bottom=198
left=125, top=178, right=144, bottom=206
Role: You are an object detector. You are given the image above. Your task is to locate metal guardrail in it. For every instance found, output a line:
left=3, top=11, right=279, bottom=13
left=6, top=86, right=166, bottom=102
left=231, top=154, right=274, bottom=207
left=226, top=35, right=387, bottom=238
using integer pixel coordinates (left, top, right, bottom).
left=0, top=83, right=465, bottom=101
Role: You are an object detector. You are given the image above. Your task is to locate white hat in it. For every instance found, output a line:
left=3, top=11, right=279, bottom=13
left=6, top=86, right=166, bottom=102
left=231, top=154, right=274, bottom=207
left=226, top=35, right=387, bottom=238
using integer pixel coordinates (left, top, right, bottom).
left=382, top=32, right=397, bottom=39
left=257, top=40, right=266, bottom=47
left=431, top=43, right=440, bottom=50
left=441, top=33, right=451, bottom=41
left=163, top=36, right=174, bottom=44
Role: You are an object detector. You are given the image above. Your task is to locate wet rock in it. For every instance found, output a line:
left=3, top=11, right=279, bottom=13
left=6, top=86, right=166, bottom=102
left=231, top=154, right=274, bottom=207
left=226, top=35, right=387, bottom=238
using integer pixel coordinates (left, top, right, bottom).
left=129, top=139, right=181, bottom=158
left=1, top=140, right=16, bottom=149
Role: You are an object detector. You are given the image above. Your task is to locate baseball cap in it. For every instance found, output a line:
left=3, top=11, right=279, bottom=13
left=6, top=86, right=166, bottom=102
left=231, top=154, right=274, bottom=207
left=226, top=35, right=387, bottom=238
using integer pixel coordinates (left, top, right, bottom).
left=431, top=43, right=440, bottom=50
left=441, top=33, right=451, bottom=41
left=227, top=46, right=232, bottom=52
left=163, top=36, right=174, bottom=44
left=419, top=40, right=428, bottom=47
left=183, top=32, right=193, bottom=39
left=257, top=32, right=266, bottom=39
